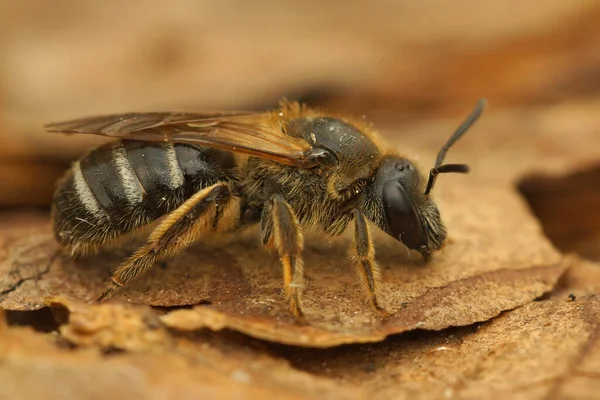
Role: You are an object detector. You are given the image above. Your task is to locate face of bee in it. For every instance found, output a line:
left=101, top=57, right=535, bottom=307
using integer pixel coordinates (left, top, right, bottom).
left=365, top=99, right=487, bottom=258
left=371, top=157, right=446, bottom=259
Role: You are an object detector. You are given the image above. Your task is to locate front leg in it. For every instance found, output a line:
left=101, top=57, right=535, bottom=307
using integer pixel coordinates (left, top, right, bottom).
left=349, top=209, right=389, bottom=316
left=261, top=194, right=305, bottom=318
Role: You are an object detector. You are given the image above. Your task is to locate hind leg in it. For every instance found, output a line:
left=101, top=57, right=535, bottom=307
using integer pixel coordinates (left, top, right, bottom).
left=97, top=182, right=240, bottom=301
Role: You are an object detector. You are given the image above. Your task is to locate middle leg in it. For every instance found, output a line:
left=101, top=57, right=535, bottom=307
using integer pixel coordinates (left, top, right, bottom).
left=349, top=209, right=389, bottom=316
left=261, top=193, right=305, bottom=318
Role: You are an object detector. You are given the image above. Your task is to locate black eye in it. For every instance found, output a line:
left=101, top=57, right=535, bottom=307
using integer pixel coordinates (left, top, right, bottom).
left=382, top=180, right=425, bottom=250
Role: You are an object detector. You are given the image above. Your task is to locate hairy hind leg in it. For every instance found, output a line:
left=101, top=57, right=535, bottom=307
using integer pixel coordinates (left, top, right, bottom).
left=97, top=182, right=240, bottom=301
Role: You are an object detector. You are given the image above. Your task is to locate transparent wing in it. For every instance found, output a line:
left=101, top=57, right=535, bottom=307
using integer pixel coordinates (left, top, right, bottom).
left=45, top=111, right=315, bottom=167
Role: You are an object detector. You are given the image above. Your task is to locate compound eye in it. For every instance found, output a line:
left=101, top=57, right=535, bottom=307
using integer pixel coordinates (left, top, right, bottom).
left=382, top=180, right=425, bottom=250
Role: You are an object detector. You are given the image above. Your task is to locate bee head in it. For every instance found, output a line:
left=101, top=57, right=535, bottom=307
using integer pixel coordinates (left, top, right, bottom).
left=372, top=157, right=443, bottom=259
left=369, top=98, right=486, bottom=259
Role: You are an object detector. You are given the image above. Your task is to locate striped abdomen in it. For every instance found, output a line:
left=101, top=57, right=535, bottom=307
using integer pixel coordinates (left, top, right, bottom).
left=52, top=140, right=235, bottom=252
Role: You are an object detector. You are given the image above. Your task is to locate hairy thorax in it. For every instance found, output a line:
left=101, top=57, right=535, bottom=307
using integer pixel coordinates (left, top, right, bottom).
left=240, top=161, right=371, bottom=237
left=239, top=114, right=385, bottom=236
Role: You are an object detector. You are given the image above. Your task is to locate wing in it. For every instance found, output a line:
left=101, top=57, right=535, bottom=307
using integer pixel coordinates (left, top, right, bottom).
left=45, top=111, right=317, bottom=168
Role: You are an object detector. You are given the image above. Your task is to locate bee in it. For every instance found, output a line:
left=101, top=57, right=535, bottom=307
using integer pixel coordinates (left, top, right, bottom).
left=46, top=98, right=486, bottom=318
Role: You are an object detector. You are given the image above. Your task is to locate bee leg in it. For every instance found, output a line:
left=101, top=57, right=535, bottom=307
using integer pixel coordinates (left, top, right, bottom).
left=262, top=194, right=305, bottom=318
left=349, top=209, right=389, bottom=317
left=96, top=182, right=238, bottom=302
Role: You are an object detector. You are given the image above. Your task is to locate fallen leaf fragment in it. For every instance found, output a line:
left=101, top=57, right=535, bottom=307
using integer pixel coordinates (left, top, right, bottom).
left=46, top=296, right=170, bottom=352
left=161, top=263, right=565, bottom=347
left=278, top=294, right=600, bottom=400
left=558, top=256, right=600, bottom=297
left=0, top=313, right=364, bottom=400
left=2, top=272, right=598, bottom=399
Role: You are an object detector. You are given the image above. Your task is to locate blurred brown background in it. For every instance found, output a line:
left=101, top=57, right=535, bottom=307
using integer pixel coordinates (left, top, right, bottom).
left=1, top=0, right=600, bottom=208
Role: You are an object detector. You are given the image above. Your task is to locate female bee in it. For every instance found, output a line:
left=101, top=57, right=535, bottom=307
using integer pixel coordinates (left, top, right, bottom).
left=46, top=99, right=486, bottom=318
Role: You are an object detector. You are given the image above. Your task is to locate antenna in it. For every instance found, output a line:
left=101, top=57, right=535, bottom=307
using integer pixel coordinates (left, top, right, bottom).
left=424, top=98, right=487, bottom=196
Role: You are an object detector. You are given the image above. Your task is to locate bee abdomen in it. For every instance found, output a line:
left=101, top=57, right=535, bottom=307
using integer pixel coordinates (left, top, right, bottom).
left=52, top=140, right=234, bottom=252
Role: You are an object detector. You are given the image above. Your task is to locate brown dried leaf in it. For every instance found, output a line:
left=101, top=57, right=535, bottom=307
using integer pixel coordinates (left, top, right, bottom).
left=278, top=294, right=600, bottom=399
left=0, top=320, right=364, bottom=400
left=3, top=280, right=598, bottom=399
left=554, top=255, right=600, bottom=299
left=46, top=296, right=170, bottom=352
left=160, top=265, right=564, bottom=347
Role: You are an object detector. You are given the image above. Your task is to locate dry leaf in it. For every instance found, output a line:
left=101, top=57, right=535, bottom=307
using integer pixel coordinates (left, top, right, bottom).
left=2, top=278, right=598, bottom=399
left=46, top=296, right=170, bottom=352
left=277, top=294, right=600, bottom=400
left=159, top=263, right=564, bottom=347
left=0, top=322, right=364, bottom=400
left=554, top=256, right=600, bottom=299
